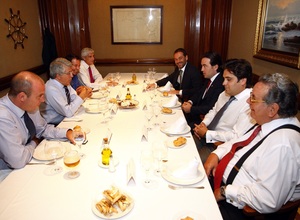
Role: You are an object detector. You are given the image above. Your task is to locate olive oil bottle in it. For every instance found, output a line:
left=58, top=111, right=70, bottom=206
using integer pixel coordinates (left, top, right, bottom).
left=101, top=138, right=112, bottom=165
left=125, top=88, right=132, bottom=100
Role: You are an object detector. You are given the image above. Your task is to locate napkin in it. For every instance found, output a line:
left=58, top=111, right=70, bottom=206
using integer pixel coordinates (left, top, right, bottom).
left=63, top=116, right=83, bottom=122
left=127, top=158, right=136, bottom=186
left=172, top=157, right=200, bottom=179
left=163, top=95, right=178, bottom=108
left=141, top=126, right=148, bottom=142
left=164, top=116, right=187, bottom=134
left=159, top=81, right=172, bottom=92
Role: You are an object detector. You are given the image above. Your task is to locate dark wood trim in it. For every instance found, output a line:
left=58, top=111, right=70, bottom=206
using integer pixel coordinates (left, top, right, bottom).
left=0, top=65, right=47, bottom=91
left=94, top=58, right=174, bottom=66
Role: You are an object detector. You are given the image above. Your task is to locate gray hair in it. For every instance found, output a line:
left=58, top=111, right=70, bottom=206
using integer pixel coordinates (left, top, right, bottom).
left=259, top=73, right=299, bottom=117
left=81, top=47, right=94, bottom=59
left=49, top=58, right=72, bottom=79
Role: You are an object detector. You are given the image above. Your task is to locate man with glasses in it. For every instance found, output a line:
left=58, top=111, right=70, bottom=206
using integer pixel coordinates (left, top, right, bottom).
left=194, top=59, right=256, bottom=163
left=40, top=58, right=91, bottom=125
left=204, top=73, right=300, bottom=219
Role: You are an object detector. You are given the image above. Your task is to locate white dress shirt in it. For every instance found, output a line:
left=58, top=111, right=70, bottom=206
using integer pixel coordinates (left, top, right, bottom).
left=40, top=79, right=84, bottom=125
left=203, top=88, right=255, bottom=143
left=0, top=94, right=68, bottom=170
left=79, top=60, right=104, bottom=88
left=213, top=117, right=300, bottom=213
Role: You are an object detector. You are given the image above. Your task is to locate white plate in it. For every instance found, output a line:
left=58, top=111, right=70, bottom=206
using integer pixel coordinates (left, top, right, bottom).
left=160, top=93, right=172, bottom=98
left=33, top=141, right=69, bottom=161
left=173, top=210, right=206, bottom=220
left=86, top=107, right=108, bottom=114
left=161, top=166, right=205, bottom=186
left=165, top=138, right=186, bottom=149
left=91, top=189, right=134, bottom=219
left=160, top=126, right=191, bottom=135
left=117, top=100, right=139, bottom=109
left=98, top=158, right=119, bottom=169
left=91, top=92, right=108, bottom=99
left=162, top=102, right=181, bottom=109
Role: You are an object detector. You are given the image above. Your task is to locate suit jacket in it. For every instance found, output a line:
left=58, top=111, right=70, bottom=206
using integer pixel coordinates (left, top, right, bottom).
left=186, top=73, right=224, bottom=127
left=156, top=62, right=202, bottom=101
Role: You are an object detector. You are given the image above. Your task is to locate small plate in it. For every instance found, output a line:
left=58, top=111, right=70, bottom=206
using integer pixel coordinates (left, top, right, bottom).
left=165, top=138, right=186, bottom=149
left=117, top=100, right=139, bottom=109
left=126, top=81, right=139, bottom=85
left=86, top=107, right=108, bottom=114
left=160, top=126, right=191, bottom=135
left=162, top=102, right=181, bottom=109
left=98, top=158, right=119, bottom=169
left=33, top=141, right=69, bottom=161
left=91, top=188, right=134, bottom=219
left=91, top=92, right=108, bottom=99
left=173, top=210, right=206, bottom=220
left=161, top=166, right=205, bottom=186
left=160, top=93, right=172, bottom=98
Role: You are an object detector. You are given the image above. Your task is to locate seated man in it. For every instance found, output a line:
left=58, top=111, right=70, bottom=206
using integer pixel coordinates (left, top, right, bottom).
left=147, top=48, right=201, bottom=101
left=182, top=51, right=224, bottom=128
left=204, top=73, right=300, bottom=220
left=194, top=59, right=256, bottom=163
left=40, top=58, right=91, bottom=125
left=79, top=47, right=104, bottom=89
left=0, top=71, right=74, bottom=181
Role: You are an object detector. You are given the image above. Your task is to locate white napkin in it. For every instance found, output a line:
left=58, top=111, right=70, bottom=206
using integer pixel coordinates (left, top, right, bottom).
left=164, top=116, right=187, bottom=134
left=172, top=157, right=200, bottom=179
left=127, top=158, right=136, bottom=186
left=63, top=116, right=83, bottom=122
left=163, top=95, right=178, bottom=108
left=159, top=81, right=172, bottom=92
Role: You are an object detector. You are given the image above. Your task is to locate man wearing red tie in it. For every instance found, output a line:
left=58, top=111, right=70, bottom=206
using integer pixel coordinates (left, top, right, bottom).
left=79, top=47, right=104, bottom=89
left=204, top=73, right=300, bottom=219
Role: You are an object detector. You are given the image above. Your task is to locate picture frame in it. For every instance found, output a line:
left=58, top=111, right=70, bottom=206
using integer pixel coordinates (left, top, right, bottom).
left=110, top=6, right=163, bottom=44
left=253, top=0, right=300, bottom=69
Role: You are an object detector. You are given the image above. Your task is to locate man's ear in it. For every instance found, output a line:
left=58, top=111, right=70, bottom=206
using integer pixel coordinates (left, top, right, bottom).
left=268, top=102, right=280, bottom=118
left=18, top=92, right=27, bottom=102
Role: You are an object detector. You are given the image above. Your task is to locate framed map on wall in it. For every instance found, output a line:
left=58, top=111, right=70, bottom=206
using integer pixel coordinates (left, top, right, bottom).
left=110, top=6, right=163, bottom=44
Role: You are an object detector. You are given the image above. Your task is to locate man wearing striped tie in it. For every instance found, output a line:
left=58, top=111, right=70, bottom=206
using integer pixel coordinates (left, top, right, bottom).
left=204, top=73, right=300, bottom=219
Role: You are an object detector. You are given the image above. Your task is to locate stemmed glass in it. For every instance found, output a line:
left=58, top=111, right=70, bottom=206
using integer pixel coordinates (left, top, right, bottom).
left=153, top=105, right=161, bottom=126
left=63, top=150, right=81, bottom=179
left=116, top=72, right=121, bottom=82
left=148, top=91, right=154, bottom=105
left=145, top=108, right=153, bottom=130
left=73, top=131, right=86, bottom=158
left=152, top=140, right=168, bottom=176
left=44, top=141, right=63, bottom=176
left=140, top=148, right=158, bottom=189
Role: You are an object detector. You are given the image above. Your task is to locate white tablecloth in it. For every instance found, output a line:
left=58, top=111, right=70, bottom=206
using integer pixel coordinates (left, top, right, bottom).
left=0, top=73, right=222, bottom=220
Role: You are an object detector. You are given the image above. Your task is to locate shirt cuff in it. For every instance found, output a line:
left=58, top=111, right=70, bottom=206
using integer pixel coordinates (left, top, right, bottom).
left=206, top=130, right=217, bottom=143
left=179, top=90, right=182, bottom=96
left=225, top=184, right=244, bottom=209
left=188, top=100, right=193, bottom=105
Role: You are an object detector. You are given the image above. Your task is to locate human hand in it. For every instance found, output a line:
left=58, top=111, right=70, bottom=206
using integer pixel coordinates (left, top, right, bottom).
left=214, top=187, right=225, bottom=202
left=197, top=123, right=208, bottom=138
left=66, top=129, right=75, bottom=144
left=181, top=102, right=192, bottom=113
left=146, top=83, right=155, bottom=90
left=168, top=90, right=179, bottom=95
left=204, top=153, right=219, bottom=177
left=78, top=87, right=91, bottom=100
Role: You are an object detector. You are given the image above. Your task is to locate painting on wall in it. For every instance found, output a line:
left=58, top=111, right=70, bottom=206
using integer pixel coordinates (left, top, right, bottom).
left=254, top=0, right=300, bottom=69
left=110, top=6, right=163, bottom=44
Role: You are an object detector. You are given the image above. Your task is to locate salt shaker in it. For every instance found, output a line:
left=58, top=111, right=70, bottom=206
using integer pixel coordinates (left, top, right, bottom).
left=109, top=155, right=116, bottom=172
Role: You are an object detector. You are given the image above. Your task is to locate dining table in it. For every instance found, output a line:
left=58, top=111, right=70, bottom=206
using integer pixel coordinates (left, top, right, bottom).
left=0, top=73, right=222, bottom=220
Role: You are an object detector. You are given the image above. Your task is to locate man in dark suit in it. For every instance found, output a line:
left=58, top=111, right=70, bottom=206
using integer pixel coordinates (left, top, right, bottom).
left=147, top=48, right=201, bottom=101
left=182, top=51, right=224, bottom=129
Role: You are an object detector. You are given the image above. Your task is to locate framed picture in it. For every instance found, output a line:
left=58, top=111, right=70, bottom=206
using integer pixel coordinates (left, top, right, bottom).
left=254, top=0, right=300, bottom=69
left=110, top=6, right=163, bottom=44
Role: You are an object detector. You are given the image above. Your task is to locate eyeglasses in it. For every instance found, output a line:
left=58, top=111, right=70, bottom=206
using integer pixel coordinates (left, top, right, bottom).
left=249, top=92, right=265, bottom=103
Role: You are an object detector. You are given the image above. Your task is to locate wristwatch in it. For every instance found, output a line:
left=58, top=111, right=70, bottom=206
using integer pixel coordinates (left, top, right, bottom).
left=220, top=186, right=226, bottom=198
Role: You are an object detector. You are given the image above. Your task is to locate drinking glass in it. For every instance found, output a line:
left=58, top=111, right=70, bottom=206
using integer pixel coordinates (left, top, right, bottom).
left=44, top=141, right=63, bottom=175
left=73, top=131, right=86, bottom=158
left=116, top=72, right=121, bottom=82
left=153, top=105, right=161, bottom=126
left=140, top=148, right=158, bottom=188
left=64, top=150, right=80, bottom=179
left=152, top=141, right=168, bottom=176
left=145, top=108, right=153, bottom=130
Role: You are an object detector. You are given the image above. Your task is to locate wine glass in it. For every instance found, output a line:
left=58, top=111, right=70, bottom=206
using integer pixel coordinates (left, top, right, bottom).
left=73, top=131, right=86, bottom=158
left=153, top=105, right=161, bottom=126
left=116, top=72, right=121, bottom=82
left=63, top=150, right=81, bottom=179
left=152, top=140, right=168, bottom=176
left=145, top=108, right=153, bottom=130
left=140, top=148, right=158, bottom=189
left=44, top=140, right=63, bottom=176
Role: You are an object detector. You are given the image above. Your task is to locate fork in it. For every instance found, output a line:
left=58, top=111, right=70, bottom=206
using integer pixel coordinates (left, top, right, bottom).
left=28, top=161, right=55, bottom=165
left=168, top=185, right=204, bottom=190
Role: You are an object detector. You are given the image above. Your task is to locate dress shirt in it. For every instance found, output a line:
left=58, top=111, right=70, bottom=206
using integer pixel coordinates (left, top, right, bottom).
left=203, top=88, right=255, bottom=143
left=0, top=94, right=68, bottom=170
left=40, top=79, right=84, bottom=125
left=79, top=60, right=104, bottom=88
left=213, top=117, right=300, bottom=213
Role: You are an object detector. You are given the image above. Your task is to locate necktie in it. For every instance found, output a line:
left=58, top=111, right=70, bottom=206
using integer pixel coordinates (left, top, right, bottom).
left=207, top=96, right=236, bottom=130
left=88, top=66, right=95, bottom=83
left=64, top=86, right=71, bottom=104
left=202, top=79, right=211, bottom=98
left=214, top=125, right=261, bottom=190
left=178, top=70, right=183, bottom=84
left=23, top=111, right=36, bottom=144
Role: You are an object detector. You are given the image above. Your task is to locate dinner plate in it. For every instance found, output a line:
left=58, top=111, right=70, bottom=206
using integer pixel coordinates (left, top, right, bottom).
left=172, top=210, right=205, bottom=220
left=98, top=158, right=119, bottom=169
left=117, top=100, right=139, bottom=109
left=161, top=166, right=205, bottom=185
left=165, top=138, right=186, bottom=149
left=160, top=93, right=172, bottom=98
left=160, top=126, right=191, bottom=135
left=86, top=107, right=108, bottom=114
left=162, top=102, right=181, bottom=109
left=91, top=188, right=134, bottom=219
left=91, top=92, right=108, bottom=99
left=33, top=141, right=69, bottom=161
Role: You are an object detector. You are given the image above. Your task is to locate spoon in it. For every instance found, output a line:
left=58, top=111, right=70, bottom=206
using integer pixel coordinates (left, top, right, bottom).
left=28, top=161, right=56, bottom=165
left=168, top=185, right=204, bottom=190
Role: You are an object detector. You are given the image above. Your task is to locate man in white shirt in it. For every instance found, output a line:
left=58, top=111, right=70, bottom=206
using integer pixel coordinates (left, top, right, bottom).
left=204, top=73, right=300, bottom=219
left=79, top=47, right=104, bottom=89
left=40, top=58, right=91, bottom=125
left=194, top=59, right=256, bottom=163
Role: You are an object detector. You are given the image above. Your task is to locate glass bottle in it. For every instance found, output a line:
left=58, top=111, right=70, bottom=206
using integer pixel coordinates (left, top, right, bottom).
left=132, top=73, right=137, bottom=82
left=101, top=138, right=112, bottom=165
left=125, top=88, right=132, bottom=100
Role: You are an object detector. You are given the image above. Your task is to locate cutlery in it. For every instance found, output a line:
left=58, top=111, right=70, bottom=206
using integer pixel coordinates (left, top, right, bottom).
left=28, top=161, right=55, bottom=165
left=165, top=134, right=191, bottom=138
left=63, top=118, right=83, bottom=122
left=82, top=139, right=88, bottom=145
left=168, top=185, right=204, bottom=190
